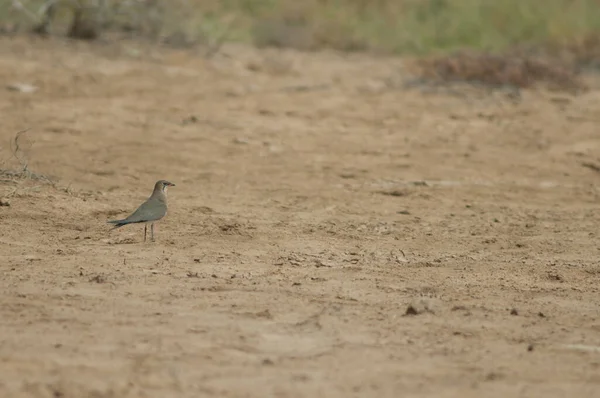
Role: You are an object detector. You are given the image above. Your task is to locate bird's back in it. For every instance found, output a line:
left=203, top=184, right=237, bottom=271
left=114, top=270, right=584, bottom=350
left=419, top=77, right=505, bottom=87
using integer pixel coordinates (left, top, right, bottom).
left=124, top=195, right=167, bottom=223
left=108, top=187, right=168, bottom=226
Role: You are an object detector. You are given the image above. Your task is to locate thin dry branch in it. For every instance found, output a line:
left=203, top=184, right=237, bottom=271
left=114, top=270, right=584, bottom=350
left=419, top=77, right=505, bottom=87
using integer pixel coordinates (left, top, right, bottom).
left=1, top=128, right=53, bottom=183
left=413, top=51, right=586, bottom=93
left=9, top=128, right=31, bottom=173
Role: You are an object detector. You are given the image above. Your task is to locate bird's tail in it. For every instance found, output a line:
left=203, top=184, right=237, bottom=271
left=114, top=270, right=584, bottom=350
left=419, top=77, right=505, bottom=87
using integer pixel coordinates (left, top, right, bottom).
left=107, top=219, right=131, bottom=229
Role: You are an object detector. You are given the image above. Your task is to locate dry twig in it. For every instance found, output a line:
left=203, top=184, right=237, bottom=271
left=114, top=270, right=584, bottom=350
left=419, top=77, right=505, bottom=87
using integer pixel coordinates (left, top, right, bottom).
left=1, top=128, right=52, bottom=183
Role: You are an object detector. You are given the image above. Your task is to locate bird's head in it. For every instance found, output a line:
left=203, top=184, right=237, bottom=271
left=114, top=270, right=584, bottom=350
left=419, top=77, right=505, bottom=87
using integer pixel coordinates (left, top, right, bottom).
left=155, top=180, right=176, bottom=193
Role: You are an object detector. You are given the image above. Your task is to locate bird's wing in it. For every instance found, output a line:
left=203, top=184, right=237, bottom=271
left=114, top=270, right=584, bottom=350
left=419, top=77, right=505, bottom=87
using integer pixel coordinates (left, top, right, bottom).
left=123, top=197, right=166, bottom=223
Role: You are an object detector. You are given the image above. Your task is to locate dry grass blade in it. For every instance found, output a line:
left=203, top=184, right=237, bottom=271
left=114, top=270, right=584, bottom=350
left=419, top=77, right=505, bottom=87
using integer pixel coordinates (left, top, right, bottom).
left=204, top=15, right=237, bottom=59
left=11, top=0, right=41, bottom=23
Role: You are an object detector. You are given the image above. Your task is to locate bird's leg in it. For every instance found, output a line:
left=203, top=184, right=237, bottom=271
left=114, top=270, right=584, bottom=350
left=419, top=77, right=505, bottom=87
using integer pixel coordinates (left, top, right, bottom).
left=144, top=224, right=147, bottom=242
left=151, top=223, right=155, bottom=242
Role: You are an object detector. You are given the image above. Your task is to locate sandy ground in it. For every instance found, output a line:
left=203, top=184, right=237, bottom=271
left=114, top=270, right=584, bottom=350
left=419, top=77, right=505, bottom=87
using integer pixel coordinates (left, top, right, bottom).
left=1, top=36, right=600, bottom=398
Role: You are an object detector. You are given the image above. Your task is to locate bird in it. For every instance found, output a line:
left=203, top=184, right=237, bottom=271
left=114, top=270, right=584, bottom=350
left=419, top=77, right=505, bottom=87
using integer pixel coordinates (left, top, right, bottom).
left=107, top=180, right=175, bottom=242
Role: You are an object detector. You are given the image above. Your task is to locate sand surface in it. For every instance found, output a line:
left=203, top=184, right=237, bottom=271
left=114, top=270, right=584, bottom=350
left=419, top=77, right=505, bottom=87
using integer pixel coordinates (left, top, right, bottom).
left=1, top=37, right=600, bottom=397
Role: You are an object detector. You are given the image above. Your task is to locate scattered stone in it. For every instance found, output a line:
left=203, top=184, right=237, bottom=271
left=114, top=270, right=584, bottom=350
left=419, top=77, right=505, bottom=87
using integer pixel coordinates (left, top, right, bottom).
left=314, top=259, right=332, bottom=268
left=102, top=237, right=136, bottom=245
left=255, top=309, right=272, bottom=319
left=548, top=272, right=563, bottom=281
left=405, top=305, right=419, bottom=316
left=233, top=137, right=249, bottom=144
left=0, top=198, right=10, bottom=206
left=404, top=299, right=436, bottom=316
left=412, top=181, right=429, bottom=187
left=379, top=189, right=409, bottom=197
left=89, top=274, right=106, bottom=283
left=485, top=372, right=503, bottom=381
left=182, top=115, right=198, bottom=125
left=562, top=344, right=600, bottom=353
left=6, top=83, right=38, bottom=93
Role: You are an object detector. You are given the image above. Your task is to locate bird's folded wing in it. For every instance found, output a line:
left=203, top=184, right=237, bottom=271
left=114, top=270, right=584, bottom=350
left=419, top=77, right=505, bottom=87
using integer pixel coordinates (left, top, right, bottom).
left=124, top=198, right=166, bottom=223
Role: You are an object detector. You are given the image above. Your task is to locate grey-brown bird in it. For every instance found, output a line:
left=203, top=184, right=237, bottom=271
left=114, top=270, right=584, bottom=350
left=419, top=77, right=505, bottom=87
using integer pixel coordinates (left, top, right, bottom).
left=107, top=180, right=175, bottom=242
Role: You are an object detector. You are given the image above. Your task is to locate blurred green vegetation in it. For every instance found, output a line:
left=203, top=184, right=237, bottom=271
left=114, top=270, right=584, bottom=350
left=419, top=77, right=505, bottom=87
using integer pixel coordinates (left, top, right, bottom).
left=2, top=0, right=600, bottom=54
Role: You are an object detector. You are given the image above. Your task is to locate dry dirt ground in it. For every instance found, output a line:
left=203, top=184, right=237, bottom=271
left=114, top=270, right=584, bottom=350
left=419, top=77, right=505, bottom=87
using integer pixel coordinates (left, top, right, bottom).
left=1, top=36, right=600, bottom=398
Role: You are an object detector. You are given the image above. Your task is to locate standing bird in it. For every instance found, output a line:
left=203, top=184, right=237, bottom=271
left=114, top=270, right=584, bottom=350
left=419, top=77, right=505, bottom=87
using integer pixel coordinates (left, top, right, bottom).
left=107, top=180, right=175, bottom=242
